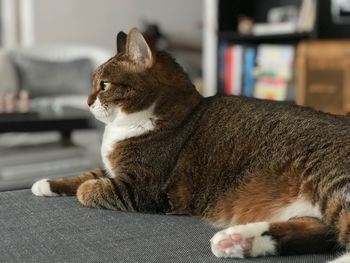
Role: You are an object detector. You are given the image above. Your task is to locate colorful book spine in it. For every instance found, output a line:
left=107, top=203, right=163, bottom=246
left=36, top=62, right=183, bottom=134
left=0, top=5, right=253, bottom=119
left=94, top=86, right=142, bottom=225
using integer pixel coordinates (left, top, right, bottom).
left=224, top=46, right=234, bottom=95
left=223, top=45, right=244, bottom=96
left=254, top=78, right=288, bottom=101
left=233, top=46, right=243, bottom=95
left=243, top=47, right=256, bottom=97
left=217, top=42, right=228, bottom=95
left=253, top=44, right=295, bottom=101
left=218, top=44, right=294, bottom=101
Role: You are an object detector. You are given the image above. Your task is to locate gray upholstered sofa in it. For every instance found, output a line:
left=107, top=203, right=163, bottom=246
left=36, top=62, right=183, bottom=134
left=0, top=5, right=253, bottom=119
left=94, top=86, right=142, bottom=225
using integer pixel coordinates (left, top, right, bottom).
left=0, top=190, right=339, bottom=263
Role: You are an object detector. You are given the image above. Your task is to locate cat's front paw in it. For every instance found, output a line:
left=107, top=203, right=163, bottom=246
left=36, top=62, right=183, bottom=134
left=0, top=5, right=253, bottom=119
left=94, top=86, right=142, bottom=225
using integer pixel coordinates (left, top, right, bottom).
left=210, top=222, right=276, bottom=258
left=31, top=179, right=58, bottom=197
left=77, top=179, right=99, bottom=207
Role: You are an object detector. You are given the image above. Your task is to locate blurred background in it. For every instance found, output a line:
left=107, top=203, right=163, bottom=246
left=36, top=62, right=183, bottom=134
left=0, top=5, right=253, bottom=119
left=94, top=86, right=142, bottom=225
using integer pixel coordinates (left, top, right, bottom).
left=0, top=0, right=349, bottom=191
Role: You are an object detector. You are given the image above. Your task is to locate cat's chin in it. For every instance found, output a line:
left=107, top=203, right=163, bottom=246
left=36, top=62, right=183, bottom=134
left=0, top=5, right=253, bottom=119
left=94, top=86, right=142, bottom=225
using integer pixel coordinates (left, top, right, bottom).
left=93, top=112, right=117, bottom=124
left=90, top=107, right=118, bottom=124
left=89, top=97, right=118, bottom=124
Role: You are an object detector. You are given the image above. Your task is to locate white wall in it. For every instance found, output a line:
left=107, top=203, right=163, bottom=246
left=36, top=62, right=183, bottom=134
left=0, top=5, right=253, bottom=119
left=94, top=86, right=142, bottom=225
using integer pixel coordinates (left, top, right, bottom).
left=34, top=0, right=134, bottom=52
left=133, top=0, right=202, bottom=46
left=33, top=0, right=202, bottom=52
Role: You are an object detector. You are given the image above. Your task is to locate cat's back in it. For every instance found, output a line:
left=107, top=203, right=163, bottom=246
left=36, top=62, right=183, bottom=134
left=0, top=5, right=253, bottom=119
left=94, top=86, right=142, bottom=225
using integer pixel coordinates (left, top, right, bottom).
left=198, top=95, right=350, bottom=136
left=191, top=95, right=350, bottom=163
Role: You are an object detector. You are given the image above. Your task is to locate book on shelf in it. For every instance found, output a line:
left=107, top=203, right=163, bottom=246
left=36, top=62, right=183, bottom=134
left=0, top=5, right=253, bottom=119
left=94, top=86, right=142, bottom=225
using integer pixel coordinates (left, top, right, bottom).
left=243, top=47, right=256, bottom=97
left=254, top=44, right=294, bottom=101
left=252, top=21, right=297, bottom=36
left=218, top=42, right=227, bottom=95
left=252, top=0, right=316, bottom=36
left=218, top=43, right=295, bottom=101
left=254, top=78, right=288, bottom=101
left=224, top=46, right=243, bottom=95
left=224, top=46, right=233, bottom=95
left=297, top=0, right=316, bottom=32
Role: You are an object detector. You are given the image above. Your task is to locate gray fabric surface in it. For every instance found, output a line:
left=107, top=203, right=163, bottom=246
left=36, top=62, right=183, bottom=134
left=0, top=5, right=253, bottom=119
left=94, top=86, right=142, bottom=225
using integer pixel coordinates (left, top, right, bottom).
left=0, top=50, right=18, bottom=94
left=0, top=190, right=338, bottom=263
left=12, top=56, right=92, bottom=97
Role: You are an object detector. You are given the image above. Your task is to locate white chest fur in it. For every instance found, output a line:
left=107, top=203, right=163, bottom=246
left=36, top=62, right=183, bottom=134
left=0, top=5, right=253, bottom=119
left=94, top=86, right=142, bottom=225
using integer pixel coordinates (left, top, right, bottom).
left=100, top=105, right=157, bottom=177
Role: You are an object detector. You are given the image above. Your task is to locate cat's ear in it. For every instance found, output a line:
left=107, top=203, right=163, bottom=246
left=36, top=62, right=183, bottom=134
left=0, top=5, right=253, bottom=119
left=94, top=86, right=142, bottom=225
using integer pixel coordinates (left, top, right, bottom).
left=116, top=31, right=127, bottom=54
left=126, top=28, right=153, bottom=68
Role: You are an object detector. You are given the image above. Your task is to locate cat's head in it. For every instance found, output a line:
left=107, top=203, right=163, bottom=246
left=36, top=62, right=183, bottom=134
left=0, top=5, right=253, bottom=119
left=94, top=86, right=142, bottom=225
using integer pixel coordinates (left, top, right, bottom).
left=87, top=28, right=202, bottom=126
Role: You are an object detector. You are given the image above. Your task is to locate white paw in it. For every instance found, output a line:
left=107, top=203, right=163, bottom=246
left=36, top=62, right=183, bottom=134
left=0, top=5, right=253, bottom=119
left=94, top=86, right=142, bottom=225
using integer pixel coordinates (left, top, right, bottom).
left=31, top=179, right=58, bottom=197
left=210, top=222, right=276, bottom=258
left=329, top=254, right=350, bottom=263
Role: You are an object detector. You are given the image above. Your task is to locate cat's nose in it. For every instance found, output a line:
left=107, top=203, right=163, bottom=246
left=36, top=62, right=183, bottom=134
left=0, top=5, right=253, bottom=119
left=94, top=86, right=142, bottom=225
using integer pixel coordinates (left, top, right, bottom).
left=87, top=98, right=94, bottom=107
left=87, top=95, right=96, bottom=107
left=87, top=94, right=97, bottom=107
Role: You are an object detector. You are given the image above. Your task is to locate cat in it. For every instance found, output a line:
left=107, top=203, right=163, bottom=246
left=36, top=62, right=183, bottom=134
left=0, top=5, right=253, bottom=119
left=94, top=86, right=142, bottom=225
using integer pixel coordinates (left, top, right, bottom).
left=32, top=28, right=350, bottom=262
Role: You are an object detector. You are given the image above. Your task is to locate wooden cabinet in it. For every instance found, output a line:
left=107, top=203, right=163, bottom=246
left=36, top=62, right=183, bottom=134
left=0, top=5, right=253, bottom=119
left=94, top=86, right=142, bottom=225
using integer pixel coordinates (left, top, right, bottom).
left=297, top=41, right=350, bottom=114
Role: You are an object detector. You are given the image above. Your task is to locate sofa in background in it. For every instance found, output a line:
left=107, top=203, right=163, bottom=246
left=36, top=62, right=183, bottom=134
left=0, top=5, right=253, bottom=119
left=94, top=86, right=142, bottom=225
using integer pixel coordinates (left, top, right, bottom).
left=0, top=45, right=111, bottom=97
left=0, top=46, right=111, bottom=191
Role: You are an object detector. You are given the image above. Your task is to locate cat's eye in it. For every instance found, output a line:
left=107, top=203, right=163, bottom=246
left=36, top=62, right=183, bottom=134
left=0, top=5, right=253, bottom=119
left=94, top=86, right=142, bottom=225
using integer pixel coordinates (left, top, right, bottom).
left=100, top=81, right=111, bottom=91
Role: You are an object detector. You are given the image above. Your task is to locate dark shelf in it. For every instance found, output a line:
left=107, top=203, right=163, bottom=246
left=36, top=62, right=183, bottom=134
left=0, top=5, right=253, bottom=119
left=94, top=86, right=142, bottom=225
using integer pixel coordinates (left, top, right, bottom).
left=218, top=31, right=313, bottom=43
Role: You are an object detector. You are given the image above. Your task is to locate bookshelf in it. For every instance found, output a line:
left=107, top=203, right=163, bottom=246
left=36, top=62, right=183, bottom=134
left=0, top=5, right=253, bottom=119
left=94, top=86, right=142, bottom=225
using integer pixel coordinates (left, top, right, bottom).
left=202, top=0, right=350, bottom=100
left=218, top=32, right=311, bottom=44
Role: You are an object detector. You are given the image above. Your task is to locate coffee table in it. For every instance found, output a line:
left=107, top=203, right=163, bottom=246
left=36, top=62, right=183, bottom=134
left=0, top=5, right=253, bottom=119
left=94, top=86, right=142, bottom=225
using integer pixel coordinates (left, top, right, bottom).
left=0, top=107, right=95, bottom=145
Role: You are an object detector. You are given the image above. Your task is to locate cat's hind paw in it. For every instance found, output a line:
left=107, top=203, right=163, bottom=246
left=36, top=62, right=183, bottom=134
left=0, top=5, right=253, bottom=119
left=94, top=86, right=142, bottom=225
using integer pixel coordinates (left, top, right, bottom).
left=31, top=179, right=58, bottom=197
left=210, top=222, right=276, bottom=258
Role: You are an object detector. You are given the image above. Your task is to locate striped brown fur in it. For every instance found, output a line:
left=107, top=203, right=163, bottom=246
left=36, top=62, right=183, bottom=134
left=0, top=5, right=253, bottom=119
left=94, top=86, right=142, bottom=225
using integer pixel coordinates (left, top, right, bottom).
left=32, top=28, right=350, bottom=259
left=48, top=168, right=105, bottom=196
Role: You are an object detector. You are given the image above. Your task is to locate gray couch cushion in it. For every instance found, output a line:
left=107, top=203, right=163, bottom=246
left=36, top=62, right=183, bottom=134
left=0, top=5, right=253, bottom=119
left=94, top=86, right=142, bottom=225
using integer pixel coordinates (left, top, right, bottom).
left=0, top=190, right=338, bottom=263
left=0, top=50, right=18, bottom=94
left=12, top=56, right=92, bottom=97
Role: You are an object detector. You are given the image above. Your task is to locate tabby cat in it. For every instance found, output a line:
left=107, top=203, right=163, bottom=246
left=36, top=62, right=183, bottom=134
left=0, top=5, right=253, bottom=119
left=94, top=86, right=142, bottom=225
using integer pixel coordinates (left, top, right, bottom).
left=32, top=28, right=350, bottom=262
